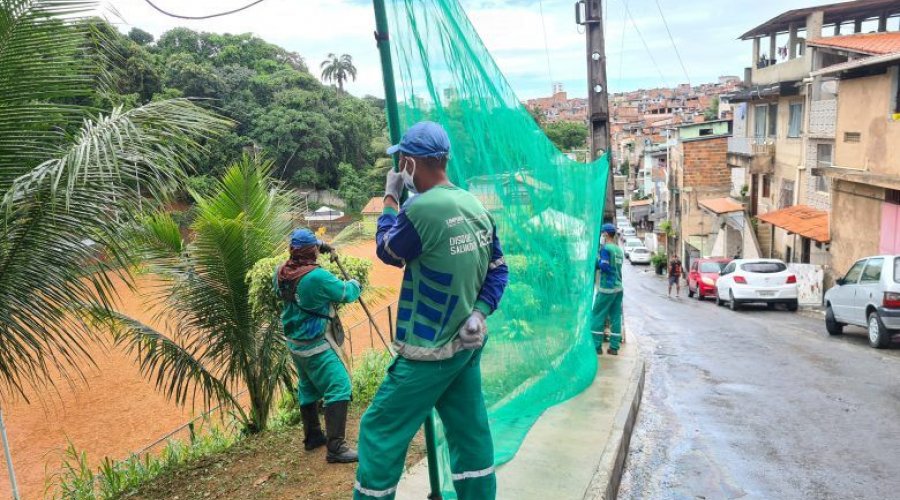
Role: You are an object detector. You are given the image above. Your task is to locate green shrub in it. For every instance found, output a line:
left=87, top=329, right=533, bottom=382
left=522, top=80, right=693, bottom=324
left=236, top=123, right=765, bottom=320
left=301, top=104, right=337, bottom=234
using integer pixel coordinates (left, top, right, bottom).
left=51, top=424, right=235, bottom=499
left=351, top=349, right=392, bottom=408
left=246, top=253, right=373, bottom=320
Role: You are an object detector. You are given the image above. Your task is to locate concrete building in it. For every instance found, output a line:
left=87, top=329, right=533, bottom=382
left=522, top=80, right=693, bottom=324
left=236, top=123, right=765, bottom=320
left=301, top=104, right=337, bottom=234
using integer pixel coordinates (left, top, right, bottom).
left=669, top=120, right=734, bottom=263
left=728, top=0, right=900, bottom=284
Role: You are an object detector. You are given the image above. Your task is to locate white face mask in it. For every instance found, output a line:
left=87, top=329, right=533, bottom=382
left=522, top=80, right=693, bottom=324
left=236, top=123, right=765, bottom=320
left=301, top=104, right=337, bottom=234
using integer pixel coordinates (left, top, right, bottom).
left=401, top=157, right=418, bottom=194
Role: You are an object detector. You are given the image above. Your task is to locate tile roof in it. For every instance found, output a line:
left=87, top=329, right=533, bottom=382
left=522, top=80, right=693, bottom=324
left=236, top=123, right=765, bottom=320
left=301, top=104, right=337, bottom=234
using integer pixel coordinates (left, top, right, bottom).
left=808, top=32, right=900, bottom=55
left=630, top=199, right=653, bottom=207
left=361, top=197, right=384, bottom=214
left=699, top=197, right=744, bottom=214
left=757, top=205, right=830, bottom=243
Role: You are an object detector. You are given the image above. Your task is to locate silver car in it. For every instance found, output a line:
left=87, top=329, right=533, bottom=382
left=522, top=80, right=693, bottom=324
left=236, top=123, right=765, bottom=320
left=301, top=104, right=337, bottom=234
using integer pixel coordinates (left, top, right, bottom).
left=824, top=255, right=900, bottom=349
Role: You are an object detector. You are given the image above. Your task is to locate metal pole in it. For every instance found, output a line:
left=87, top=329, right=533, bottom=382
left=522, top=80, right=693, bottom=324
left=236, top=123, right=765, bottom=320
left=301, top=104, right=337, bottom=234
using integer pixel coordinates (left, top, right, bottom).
left=0, top=406, right=21, bottom=500
left=370, top=3, right=442, bottom=497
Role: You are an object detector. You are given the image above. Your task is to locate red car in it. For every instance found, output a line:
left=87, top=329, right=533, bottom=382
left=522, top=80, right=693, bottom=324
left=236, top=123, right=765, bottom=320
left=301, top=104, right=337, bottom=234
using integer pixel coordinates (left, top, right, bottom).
left=688, top=258, right=732, bottom=300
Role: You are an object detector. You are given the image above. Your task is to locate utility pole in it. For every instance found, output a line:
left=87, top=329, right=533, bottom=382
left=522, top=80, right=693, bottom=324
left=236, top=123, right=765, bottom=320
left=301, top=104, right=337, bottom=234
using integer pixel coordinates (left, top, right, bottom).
left=577, top=0, right=614, bottom=224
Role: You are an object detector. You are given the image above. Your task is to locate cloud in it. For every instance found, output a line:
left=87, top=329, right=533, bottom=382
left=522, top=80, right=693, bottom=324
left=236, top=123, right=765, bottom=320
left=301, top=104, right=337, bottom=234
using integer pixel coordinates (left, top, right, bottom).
left=103, top=0, right=817, bottom=100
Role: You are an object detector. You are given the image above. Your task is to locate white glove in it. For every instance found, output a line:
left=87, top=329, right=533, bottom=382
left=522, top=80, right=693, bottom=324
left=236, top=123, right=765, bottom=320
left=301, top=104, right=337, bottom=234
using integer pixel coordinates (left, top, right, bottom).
left=384, top=169, right=404, bottom=205
left=459, top=310, right=487, bottom=350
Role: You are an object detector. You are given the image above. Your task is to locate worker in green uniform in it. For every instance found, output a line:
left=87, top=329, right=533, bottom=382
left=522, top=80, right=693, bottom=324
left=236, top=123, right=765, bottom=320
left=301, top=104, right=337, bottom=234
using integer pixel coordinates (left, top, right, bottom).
left=591, top=223, right=624, bottom=355
left=274, top=228, right=361, bottom=463
left=354, top=122, right=509, bottom=500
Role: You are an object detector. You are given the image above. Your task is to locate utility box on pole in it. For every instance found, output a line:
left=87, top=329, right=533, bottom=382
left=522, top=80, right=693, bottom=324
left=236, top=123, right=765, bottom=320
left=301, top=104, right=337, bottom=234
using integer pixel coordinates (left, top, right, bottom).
left=577, top=0, right=614, bottom=224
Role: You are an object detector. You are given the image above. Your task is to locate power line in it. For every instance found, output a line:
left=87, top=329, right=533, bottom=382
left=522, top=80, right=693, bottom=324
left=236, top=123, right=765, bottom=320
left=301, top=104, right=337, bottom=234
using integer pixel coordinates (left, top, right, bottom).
left=537, top=0, right=555, bottom=94
left=654, top=0, right=690, bottom=85
left=618, top=0, right=668, bottom=88
left=142, top=0, right=269, bottom=20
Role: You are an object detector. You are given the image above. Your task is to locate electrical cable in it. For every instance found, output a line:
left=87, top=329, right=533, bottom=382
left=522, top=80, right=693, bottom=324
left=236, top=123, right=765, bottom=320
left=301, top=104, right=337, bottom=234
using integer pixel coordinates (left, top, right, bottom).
left=654, top=0, right=690, bottom=85
left=537, top=0, right=555, bottom=94
left=142, top=0, right=268, bottom=20
left=618, top=0, right=668, bottom=88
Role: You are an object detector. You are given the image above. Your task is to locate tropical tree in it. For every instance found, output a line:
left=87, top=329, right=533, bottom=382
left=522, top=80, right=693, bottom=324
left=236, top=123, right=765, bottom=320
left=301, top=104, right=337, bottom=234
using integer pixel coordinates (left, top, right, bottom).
left=112, top=156, right=295, bottom=433
left=320, top=53, right=357, bottom=93
left=0, top=0, right=230, bottom=400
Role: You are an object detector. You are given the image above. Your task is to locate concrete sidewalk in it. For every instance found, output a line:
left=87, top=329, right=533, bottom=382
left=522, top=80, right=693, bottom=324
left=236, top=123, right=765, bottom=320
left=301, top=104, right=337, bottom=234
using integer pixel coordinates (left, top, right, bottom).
left=396, top=340, right=645, bottom=500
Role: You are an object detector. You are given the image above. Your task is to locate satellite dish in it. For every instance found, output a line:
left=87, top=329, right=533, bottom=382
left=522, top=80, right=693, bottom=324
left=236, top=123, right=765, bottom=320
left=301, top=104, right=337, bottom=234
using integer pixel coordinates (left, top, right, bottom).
left=821, top=80, right=838, bottom=95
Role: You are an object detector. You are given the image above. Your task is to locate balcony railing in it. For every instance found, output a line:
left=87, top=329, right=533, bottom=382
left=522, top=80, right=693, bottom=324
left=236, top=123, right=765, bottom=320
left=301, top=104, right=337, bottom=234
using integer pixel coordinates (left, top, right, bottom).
left=728, top=136, right=775, bottom=156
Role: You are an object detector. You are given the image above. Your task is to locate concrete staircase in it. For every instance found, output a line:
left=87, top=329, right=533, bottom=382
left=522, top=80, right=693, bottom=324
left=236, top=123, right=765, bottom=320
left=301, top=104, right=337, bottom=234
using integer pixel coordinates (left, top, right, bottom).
left=755, top=221, right=773, bottom=258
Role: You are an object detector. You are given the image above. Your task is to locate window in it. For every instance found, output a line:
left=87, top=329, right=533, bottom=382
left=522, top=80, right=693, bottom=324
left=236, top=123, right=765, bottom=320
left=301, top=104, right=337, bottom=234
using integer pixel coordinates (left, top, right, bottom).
left=815, top=144, right=832, bottom=192
left=700, top=262, right=726, bottom=273
left=762, top=175, right=771, bottom=198
left=788, top=103, right=803, bottom=138
left=754, top=105, right=768, bottom=139
left=894, top=66, right=900, bottom=115
left=722, top=262, right=736, bottom=275
left=699, top=127, right=713, bottom=136
left=895, top=257, right=900, bottom=284
left=844, top=132, right=861, bottom=143
left=741, top=262, right=787, bottom=273
left=780, top=180, right=795, bottom=208
left=861, top=258, right=884, bottom=283
left=768, top=104, right=778, bottom=137
left=886, top=189, right=900, bottom=205
left=843, top=259, right=867, bottom=284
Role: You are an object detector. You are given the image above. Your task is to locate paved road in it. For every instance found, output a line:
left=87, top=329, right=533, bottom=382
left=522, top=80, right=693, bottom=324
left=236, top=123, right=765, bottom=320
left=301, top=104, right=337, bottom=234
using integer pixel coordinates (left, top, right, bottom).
left=617, top=262, right=900, bottom=500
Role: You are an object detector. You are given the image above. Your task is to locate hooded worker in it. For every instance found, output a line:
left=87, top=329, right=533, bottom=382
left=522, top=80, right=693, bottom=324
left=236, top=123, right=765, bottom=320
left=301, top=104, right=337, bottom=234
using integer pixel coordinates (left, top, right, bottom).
left=354, top=122, right=509, bottom=500
left=591, top=223, right=624, bottom=355
left=274, top=228, right=361, bottom=463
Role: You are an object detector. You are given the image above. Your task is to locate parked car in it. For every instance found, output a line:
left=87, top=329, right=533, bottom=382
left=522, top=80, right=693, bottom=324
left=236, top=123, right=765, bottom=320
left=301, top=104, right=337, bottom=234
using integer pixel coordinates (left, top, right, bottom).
left=687, top=258, right=731, bottom=300
left=628, top=247, right=651, bottom=264
left=620, top=227, right=637, bottom=240
left=715, top=259, right=798, bottom=311
left=622, top=237, right=643, bottom=258
left=823, top=255, right=899, bottom=349
left=616, top=221, right=631, bottom=233
left=615, top=196, right=624, bottom=208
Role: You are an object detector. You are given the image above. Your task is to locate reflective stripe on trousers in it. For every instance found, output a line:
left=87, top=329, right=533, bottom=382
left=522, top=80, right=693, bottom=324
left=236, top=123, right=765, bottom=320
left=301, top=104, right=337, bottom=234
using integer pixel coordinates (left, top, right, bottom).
left=354, top=482, right=397, bottom=498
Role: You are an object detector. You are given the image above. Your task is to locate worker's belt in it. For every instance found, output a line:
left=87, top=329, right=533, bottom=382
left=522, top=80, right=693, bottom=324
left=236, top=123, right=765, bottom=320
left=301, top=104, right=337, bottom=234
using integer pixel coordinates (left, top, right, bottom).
left=393, top=334, right=477, bottom=362
left=285, top=336, right=330, bottom=358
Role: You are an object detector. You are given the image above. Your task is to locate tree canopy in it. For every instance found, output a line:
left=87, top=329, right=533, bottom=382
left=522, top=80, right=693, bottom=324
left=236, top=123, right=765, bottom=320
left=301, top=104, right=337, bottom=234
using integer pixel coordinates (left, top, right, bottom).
left=543, top=121, right=589, bottom=152
left=97, top=23, right=386, bottom=191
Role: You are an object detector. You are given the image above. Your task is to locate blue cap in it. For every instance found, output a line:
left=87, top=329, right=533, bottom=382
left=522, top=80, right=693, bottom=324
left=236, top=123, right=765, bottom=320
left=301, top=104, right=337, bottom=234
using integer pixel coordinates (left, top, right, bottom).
left=386, top=121, right=451, bottom=158
left=290, top=228, right=322, bottom=248
left=602, top=223, right=617, bottom=235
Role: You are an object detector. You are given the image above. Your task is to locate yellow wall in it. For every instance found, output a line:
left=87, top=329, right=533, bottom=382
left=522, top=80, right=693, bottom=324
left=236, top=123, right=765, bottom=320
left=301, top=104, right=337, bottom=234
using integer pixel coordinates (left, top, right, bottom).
left=829, top=180, right=883, bottom=277
left=835, top=70, right=900, bottom=175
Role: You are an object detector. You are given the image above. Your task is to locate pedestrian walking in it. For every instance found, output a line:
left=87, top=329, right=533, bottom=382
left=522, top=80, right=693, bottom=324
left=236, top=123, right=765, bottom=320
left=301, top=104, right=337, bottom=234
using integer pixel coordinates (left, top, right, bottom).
left=668, top=255, right=684, bottom=297
left=354, top=121, right=509, bottom=500
left=274, top=228, right=361, bottom=463
left=591, top=223, right=624, bottom=355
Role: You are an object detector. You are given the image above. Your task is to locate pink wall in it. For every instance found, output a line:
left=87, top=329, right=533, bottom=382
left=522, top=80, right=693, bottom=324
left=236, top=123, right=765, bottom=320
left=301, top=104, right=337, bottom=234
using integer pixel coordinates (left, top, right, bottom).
left=880, top=203, right=900, bottom=254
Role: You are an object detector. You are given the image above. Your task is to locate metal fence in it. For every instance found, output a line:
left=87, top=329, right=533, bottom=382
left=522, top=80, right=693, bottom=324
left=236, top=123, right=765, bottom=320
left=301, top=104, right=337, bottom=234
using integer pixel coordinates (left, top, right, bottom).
left=341, top=300, right=397, bottom=368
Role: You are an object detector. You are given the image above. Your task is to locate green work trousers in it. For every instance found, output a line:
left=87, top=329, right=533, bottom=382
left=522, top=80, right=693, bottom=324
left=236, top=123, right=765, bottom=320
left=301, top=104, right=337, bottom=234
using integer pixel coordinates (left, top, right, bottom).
left=354, top=349, right=495, bottom=500
left=591, top=291, right=623, bottom=352
left=291, top=345, right=351, bottom=406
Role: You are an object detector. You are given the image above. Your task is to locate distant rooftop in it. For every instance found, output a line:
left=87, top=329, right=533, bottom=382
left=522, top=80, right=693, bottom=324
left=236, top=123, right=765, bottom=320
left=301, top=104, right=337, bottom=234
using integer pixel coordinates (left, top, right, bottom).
left=808, top=31, right=900, bottom=55
left=740, top=0, right=900, bottom=39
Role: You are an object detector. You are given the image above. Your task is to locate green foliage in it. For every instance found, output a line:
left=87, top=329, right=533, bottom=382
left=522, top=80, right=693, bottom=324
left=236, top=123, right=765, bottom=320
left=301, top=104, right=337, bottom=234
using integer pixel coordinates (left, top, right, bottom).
left=621, top=160, right=630, bottom=177
left=87, top=21, right=382, bottom=190
left=703, top=96, right=720, bottom=121
left=112, top=156, right=295, bottom=433
left=659, top=220, right=676, bottom=237
left=650, top=252, right=668, bottom=268
left=247, top=252, right=373, bottom=320
left=51, top=425, right=235, bottom=499
left=542, top=121, right=588, bottom=151
left=337, top=162, right=371, bottom=213
left=351, top=350, right=392, bottom=408
left=0, top=1, right=230, bottom=399
left=320, top=53, right=357, bottom=93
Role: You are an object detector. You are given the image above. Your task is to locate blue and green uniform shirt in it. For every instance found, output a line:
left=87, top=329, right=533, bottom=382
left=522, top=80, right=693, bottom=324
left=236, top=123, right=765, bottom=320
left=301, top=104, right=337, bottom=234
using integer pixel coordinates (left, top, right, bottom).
left=376, top=185, right=508, bottom=360
left=597, top=242, right=624, bottom=293
left=274, top=267, right=361, bottom=351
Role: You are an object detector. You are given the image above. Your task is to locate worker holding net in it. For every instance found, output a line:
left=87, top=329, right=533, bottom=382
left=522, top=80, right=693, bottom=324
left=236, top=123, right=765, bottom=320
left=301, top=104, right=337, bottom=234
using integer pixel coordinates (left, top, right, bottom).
left=354, top=122, right=508, bottom=500
left=591, top=223, right=624, bottom=355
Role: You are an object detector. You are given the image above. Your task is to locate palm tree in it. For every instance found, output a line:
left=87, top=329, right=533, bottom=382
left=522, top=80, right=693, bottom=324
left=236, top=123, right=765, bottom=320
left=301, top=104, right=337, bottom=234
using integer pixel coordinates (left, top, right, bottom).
left=0, top=0, right=230, bottom=400
left=111, top=156, right=295, bottom=433
left=320, top=53, right=357, bottom=93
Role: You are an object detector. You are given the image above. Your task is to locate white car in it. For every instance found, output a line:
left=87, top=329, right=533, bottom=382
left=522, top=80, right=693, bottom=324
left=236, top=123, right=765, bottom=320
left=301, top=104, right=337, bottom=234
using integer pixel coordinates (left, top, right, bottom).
left=628, top=247, right=651, bottom=264
left=715, top=259, right=799, bottom=311
left=622, top=237, right=643, bottom=258
left=615, top=196, right=624, bottom=208
left=616, top=221, right=631, bottom=233
left=824, top=255, right=900, bottom=348
left=620, top=227, right=637, bottom=240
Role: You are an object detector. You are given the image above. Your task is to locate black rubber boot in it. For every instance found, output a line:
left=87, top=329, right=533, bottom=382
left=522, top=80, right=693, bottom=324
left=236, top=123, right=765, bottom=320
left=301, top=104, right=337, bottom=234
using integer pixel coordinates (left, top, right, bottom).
left=300, top=403, right=327, bottom=451
left=324, top=400, right=358, bottom=463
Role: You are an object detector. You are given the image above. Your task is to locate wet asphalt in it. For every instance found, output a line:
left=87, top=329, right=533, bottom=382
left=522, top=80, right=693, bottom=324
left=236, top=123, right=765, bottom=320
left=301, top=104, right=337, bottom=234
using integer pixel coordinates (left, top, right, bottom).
left=617, top=262, right=900, bottom=500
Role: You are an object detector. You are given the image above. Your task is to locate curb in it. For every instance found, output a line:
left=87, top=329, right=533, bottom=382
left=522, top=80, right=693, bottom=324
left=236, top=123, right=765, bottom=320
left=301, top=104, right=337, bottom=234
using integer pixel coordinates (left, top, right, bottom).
left=582, top=355, right=646, bottom=500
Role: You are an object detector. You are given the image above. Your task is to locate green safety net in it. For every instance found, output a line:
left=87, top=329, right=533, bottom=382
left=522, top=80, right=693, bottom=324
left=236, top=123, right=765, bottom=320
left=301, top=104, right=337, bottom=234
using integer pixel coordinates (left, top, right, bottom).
left=385, top=0, right=609, bottom=495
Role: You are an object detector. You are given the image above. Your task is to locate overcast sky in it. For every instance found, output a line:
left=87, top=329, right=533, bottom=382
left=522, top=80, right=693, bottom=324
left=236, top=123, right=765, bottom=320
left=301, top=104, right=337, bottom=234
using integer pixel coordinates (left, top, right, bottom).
left=101, top=0, right=826, bottom=100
